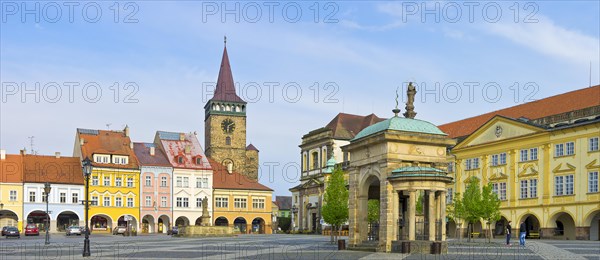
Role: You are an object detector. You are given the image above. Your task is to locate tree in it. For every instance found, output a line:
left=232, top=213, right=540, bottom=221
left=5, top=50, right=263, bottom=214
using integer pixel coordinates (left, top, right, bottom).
left=480, top=183, right=501, bottom=242
left=446, top=192, right=466, bottom=241
left=367, top=200, right=380, bottom=224
left=322, top=166, right=349, bottom=243
left=416, top=192, right=424, bottom=215
left=277, top=217, right=291, bottom=232
left=462, top=177, right=483, bottom=242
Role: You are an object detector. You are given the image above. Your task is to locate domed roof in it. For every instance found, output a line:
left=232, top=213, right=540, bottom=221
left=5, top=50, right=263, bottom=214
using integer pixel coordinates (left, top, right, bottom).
left=323, top=157, right=337, bottom=173
left=351, top=116, right=447, bottom=141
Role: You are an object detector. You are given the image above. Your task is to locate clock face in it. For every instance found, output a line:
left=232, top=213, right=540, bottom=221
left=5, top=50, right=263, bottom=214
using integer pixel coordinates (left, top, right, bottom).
left=221, top=118, right=235, bottom=133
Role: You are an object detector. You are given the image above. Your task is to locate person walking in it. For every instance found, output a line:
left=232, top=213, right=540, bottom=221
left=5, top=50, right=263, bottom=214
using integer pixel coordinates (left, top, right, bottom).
left=506, top=221, right=512, bottom=246
left=519, top=221, right=526, bottom=246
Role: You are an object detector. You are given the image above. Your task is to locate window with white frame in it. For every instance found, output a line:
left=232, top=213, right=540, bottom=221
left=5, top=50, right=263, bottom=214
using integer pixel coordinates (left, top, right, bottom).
left=92, top=176, right=99, bottom=186
left=520, top=149, right=528, bottom=162
left=529, top=179, right=537, bottom=198
left=216, top=197, right=228, bottom=208
left=530, top=148, right=538, bottom=160
left=491, top=154, right=499, bottom=166
left=589, top=172, right=599, bottom=193
left=176, top=197, right=183, bottom=207
left=196, top=177, right=209, bottom=188
left=555, top=144, right=564, bottom=157
left=492, top=183, right=506, bottom=200
left=183, top=177, right=189, bottom=187
left=253, top=198, right=265, bottom=209
left=465, top=159, right=472, bottom=170
left=145, top=176, right=151, bottom=186
left=94, top=154, right=110, bottom=164
left=555, top=176, right=564, bottom=195
left=91, top=196, right=98, bottom=206
left=29, top=191, right=36, bottom=202
left=72, top=193, right=78, bottom=204
left=176, top=176, right=182, bottom=187
left=115, top=177, right=122, bottom=187
left=112, top=155, right=128, bottom=165
left=115, top=197, right=122, bottom=207
left=472, top=158, right=479, bottom=169
left=127, top=197, right=134, bottom=207
left=127, top=177, right=134, bottom=187
left=161, top=176, right=167, bottom=187
left=589, top=137, right=599, bottom=152
left=103, top=196, right=110, bottom=206
left=60, top=192, right=66, bottom=203
left=196, top=198, right=202, bottom=208
left=566, top=142, right=575, bottom=155
left=145, top=196, right=152, bottom=207
left=499, top=153, right=507, bottom=164
left=520, top=180, right=528, bottom=199
left=104, top=176, right=110, bottom=186
left=182, top=198, right=189, bottom=207
left=565, top=175, right=574, bottom=195
left=161, top=196, right=167, bottom=207
left=234, top=198, right=247, bottom=209
left=555, top=175, right=574, bottom=195
left=446, top=188, right=453, bottom=204
left=42, top=191, right=46, bottom=202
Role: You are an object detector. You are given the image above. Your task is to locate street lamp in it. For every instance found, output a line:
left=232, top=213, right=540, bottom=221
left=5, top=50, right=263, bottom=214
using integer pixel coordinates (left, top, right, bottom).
left=82, top=157, right=93, bottom=257
left=44, top=182, right=51, bottom=245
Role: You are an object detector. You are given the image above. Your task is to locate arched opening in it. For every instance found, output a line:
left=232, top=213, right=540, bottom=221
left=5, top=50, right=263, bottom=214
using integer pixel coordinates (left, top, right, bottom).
left=0, top=210, right=19, bottom=228
left=470, top=220, right=483, bottom=238
left=215, top=217, right=229, bottom=227
left=91, top=214, right=112, bottom=232
left=56, top=211, right=79, bottom=232
left=359, top=174, right=380, bottom=242
left=142, top=215, right=155, bottom=233
left=519, top=214, right=540, bottom=238
left=549, top=212, right=576, bottom=240
left=117, top=215, right=138, bottom=233
left=195, top=217, right=203, bottom=226
left=494, top=216, right=510, bottom=236
left=26, top=210, right=49, bottom=231
left=251, top=217, right=265, bottom=234
left=158, top=215, right=170, bottom=234
left=585, top=210, right=600, bottom=240
left=175, top=216, right=189, bottom=227
left=447, top=219, right=457, bottom=238
left=233, top=217, right=247, bottom=234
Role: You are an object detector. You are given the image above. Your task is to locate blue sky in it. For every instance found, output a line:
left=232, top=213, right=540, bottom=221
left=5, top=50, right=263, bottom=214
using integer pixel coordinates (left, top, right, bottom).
left=1, top=1, right=599, bottom=196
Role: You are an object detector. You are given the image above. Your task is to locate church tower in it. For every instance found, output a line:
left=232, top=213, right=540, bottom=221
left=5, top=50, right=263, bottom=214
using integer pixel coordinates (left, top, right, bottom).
left=204, top=39, right=259, bottom=179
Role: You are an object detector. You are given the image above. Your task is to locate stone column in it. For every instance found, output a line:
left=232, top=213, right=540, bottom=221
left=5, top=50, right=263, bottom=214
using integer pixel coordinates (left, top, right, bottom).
left=408, top=190, right=416, bottom=241
left=391, top=191, right=399, bottom=241
left=358, top=195, right=368, bottom=242
left=440, top=191, right=447, bottom=241
left=428, top=191, right=435, bottom=241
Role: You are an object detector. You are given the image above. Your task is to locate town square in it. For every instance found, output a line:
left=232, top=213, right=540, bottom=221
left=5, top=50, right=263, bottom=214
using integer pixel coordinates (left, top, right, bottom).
left=1, top=1, right=599, bottom=259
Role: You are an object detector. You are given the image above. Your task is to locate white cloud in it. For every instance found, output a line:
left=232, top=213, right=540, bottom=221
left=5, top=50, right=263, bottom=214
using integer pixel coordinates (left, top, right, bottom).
left=485, top=15, right=600, bottom=64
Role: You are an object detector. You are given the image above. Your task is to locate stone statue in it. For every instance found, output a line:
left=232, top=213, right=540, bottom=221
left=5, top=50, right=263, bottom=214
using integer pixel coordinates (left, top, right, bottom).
left=200, top=196, right=211, bottom=226
left=403, top=82, right=417, bottom=119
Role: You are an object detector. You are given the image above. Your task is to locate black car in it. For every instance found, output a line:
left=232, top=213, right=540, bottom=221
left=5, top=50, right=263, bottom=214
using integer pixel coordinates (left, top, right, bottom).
left=4, top=227, right=20, bottom=238
left=1, top=226, right=8, bottom=236
left=167, top=226, right=178, bottom=235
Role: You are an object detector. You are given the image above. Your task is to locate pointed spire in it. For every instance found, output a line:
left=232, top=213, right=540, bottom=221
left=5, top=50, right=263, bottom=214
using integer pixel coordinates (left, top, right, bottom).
left=403, top=82, right=417, bottom=119
left=211, top=38, right=246, bottom=103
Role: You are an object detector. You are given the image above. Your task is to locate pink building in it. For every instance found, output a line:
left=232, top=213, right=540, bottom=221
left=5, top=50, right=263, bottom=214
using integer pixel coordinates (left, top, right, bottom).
left=133, top=142, right=174, bottom=234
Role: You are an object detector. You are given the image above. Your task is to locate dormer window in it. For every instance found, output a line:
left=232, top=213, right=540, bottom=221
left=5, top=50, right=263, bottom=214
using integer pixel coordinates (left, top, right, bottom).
left=94, top=154, right=110, bottom=164
left=177, top=156, right=184, bottom=164
left=195, top=156, right=202, bottom=165
left=112, top=155, right=128, bottom=165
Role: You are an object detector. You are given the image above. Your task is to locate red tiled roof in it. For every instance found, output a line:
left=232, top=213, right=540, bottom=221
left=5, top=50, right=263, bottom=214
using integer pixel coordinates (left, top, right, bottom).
left=324, top=113, right=385, bottom=139
left=209, top=158, right=272, bottom=191
left=155, top=132, right=211, bottom=169
left=211, top=46, right=245, bottom=103
left=0, top=154, right=23, bottom=183
left=77, top=129, right=139, bottom=169
left=246, top=144, right=259, bottom=151
left=23, top=155, right=83, bottom=185
left=439, top=85, right=600, bottom=138
left=133, top=143, right=172, bottom=167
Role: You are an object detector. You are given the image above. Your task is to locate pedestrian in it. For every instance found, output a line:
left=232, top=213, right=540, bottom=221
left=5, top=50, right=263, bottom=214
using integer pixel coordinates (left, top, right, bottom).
left=519, top=221, right=526, bottom=246
left=506, top=221, right=512, bottom=246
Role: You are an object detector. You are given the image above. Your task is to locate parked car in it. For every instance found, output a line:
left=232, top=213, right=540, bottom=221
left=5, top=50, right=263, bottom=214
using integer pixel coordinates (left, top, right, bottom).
left=1, top=226, right=9, bottom=236
left=66, top=226, right=82, bottom=236
left=4, top=227, right=20, bottom=239
left=113, top=226, right=127, bottom=235
left=24, top=224, right=39, bottom=236
left=167, top=226, right=178, bottom=235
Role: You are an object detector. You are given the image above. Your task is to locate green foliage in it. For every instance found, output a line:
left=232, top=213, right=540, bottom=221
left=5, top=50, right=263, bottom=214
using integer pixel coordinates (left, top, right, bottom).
left=416, top=192, right=423, bottom=214
left=277, top=217, right=291, bottom=232
left=367, top=200, right=380, bottom=223
left=481, top=182, right=501, bottom=242
left=322, top=166, right=349, bottom=229
left=462, top=177, right=483, bottom=224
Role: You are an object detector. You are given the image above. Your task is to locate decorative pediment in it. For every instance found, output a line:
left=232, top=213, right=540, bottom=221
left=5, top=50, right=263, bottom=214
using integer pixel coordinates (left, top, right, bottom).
left=552, top=163, right=576, bottom=173
left=519, top=163, right=539, bottom=177
left=194, top=190, right=209, bottom=197
left=586, top=159, right=600, bottom=170
left=301, top=178, right=323, bottom=189
left=455, top=116, right=545, bottom=149
left=489, top=171, right=508, bottom=181
left=174, top=189, right=191, bottom=196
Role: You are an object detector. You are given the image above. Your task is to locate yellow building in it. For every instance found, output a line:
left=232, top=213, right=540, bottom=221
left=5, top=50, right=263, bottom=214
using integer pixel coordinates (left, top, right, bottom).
left=73, top=127, right=141, bottom=233
left=209, top=159, right=273, bottom=234
left=0, top=151, right=24, bottom=230
left=440, top=85, right=600, bottom=240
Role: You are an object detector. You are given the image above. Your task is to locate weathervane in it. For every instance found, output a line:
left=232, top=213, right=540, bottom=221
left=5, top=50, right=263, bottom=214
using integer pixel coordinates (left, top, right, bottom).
left=392, top=86, right=401, bottom=117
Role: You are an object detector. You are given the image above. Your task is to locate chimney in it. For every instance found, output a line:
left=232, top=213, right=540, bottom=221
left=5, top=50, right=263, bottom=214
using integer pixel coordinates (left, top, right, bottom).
left=227, top=163, right=233, bottom=174
left=179, top=133, right=185, bottom=141
left=55, top=152, right=61, bottom=158
left=150, top=147, right=155, bottom=156
left=129, top=142, right=133, bottom=149
left=0, top=149, right=6, bottom=160
left=80, top=138, right=85, bottom=146
left=185, top=145, right=191, bottom=154
left=124, top=125, right=130, bottom=137
left=20, top=149, right=26, bottom=155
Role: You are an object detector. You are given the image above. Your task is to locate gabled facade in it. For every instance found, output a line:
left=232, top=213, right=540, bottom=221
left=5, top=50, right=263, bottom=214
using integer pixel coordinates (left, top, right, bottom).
left=73, top=126, right=141, bottom=233
left=154, top=131, right=212, bottom=227
left=22, top=153, right=84, bottom=233
left=133, top=142, right=174, bottom=234
left=0, top=151, right=24, bottom=230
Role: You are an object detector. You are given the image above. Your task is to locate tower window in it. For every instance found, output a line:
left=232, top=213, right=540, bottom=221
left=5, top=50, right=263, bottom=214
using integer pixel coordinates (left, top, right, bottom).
left=226, top=136, right=231, bottom=145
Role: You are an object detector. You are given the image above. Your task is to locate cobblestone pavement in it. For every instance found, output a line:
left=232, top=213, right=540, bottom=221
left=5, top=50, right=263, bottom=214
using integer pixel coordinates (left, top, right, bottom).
left=0, top=234, right=597, bottom=259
